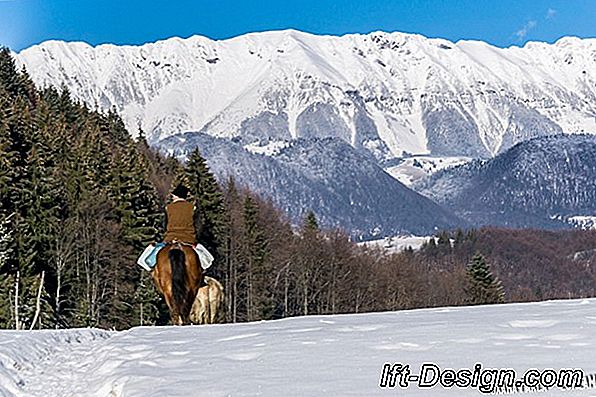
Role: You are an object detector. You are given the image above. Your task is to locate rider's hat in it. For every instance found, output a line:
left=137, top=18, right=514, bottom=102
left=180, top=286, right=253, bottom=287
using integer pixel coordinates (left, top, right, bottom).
left=171, top=184, right=189, bottom=199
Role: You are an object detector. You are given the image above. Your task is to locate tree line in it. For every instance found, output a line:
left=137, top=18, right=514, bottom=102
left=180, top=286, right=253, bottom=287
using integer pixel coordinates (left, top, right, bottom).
left=1, top=47, right=595, bottom=330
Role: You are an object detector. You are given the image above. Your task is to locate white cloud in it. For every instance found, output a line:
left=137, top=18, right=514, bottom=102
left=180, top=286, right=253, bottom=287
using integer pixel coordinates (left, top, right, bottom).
left=546, top=8, right=557, bottom=19
left=515, top=20, right=537, bottom=41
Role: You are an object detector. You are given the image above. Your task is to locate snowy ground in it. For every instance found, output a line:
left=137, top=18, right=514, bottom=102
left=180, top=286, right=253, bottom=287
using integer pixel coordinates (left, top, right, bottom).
left=359, top=235, right=435, bottom=253
left=1, top=299, right=595, bottom=397
left=384, top=156, right=471, bottom=186
left=567, top=216, right=596, bottom=230
left=243, top=140, right=291, bottom=156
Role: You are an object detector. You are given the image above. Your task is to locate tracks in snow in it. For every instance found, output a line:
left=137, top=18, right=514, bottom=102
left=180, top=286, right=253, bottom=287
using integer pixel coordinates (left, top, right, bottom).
left=15, top=330, right=119, bottom=397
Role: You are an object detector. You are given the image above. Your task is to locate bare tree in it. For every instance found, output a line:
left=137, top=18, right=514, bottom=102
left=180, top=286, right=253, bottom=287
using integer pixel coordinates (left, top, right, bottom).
left=29, top=271, right=45, bottom=330
left=50, top=219, right=77, bottom=328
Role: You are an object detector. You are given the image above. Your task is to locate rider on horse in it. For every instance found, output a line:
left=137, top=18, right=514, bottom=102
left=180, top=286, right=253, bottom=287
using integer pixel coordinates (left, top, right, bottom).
left=164, top=184, right=196, bottom=244
left=137, top=184, right=214, bottom=272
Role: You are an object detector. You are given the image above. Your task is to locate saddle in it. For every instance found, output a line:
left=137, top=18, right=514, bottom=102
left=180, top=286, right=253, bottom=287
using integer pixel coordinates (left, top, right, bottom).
left=166, top=240, right=193, bottom=250
left=137, top=241, right=214, bottom=272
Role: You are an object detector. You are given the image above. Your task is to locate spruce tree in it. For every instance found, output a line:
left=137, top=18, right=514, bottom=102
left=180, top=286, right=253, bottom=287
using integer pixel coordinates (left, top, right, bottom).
left=221, top=176, right=244, bottom=322
left=464, top=253, right=505, bottom=305
left=110, top=141, right=162, bottom=250
left=303, top=210, right=319, bottom=233
left=294, top=211, right=324, bottom=316
left=242, top=195, right=272, bottom=320
left=453, top=228, right=465, bottom=245
left=0, top=86, right=16, bottom=212
left=437, top=231, right=451, bottom=249
left=0, top=79, right=57, bottom=328
left=0, top=49, right=185, bottom=329
left=183, top=148, right=226, bottom=259
left=0, top=48, right=35, bottom=101
left=133, top=271, right=167, bottom=326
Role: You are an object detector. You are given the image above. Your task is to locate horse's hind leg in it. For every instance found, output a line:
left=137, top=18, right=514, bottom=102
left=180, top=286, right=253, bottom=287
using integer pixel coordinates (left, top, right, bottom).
left=162, top=297, right=183, bottom=326
left=165, top=296, right=183, bottom=325
left=172, top=313, right=183, bottom=326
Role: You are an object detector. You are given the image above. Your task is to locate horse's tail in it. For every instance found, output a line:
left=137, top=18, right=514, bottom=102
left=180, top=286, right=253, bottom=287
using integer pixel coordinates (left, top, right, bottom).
left=169, top=248, right=188, bottom=313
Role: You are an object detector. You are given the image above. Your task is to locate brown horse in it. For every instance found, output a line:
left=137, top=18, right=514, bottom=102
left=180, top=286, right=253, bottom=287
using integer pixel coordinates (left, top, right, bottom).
left=152, top=243, right=203, bottom=325
left=190, top=276, right=224, bottom=325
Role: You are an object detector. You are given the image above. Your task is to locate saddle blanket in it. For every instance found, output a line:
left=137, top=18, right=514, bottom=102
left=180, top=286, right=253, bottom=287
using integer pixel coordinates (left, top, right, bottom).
left=137, top=243, right=214, bottom=271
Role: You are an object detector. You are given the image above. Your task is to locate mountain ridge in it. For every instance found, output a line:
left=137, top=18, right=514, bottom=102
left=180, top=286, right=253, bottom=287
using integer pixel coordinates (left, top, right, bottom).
left=18, top=29, right=596, bottom=53
left=157, top=132, right=466, bottom=238
left=15, top=29, right=596, bottom=161
left=13, top=30, right=596, bottom=235
left=414, top=134, right=596, bottom=228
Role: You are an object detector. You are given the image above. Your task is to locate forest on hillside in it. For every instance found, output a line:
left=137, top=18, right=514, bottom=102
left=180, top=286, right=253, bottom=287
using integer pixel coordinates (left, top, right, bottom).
left=1, top=48, right=595, bottom=330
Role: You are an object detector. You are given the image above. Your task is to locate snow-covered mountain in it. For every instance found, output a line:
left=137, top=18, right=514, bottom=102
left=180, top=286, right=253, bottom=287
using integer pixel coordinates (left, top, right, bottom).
left=157, top=134, right=465, bottom=238
left=1, top=299, right=595, bottom=396
left=15, top=30, right=596, bottom=160
left=415, top=134, right=596, bottom=228
left=14, top=30, right=596, bottom=235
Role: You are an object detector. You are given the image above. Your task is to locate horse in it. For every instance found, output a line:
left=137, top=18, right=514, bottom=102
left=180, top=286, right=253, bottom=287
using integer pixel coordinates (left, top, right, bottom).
left=151, top=243, right=203, bottom=325
left=190, top=276, right=224, bottom=325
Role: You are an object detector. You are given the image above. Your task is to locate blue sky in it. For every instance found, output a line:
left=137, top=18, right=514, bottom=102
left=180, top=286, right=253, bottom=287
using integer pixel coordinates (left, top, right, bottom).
left=1, top=0, right=595, bottom=51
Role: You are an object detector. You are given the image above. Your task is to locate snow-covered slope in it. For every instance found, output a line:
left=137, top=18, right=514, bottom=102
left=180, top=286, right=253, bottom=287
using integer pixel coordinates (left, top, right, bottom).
left=15, top=30, right=596, bottom=159
left=567, top=216, right=596, bottom=230
left=1, top=299, right=595, bottom=396
left=359, top=234, right=436, bottom=253
left=157, top=133, right=465, bottom=238
left=384, top=155, right=472, bottom=186
left=415, top=134, right=596, bottom=229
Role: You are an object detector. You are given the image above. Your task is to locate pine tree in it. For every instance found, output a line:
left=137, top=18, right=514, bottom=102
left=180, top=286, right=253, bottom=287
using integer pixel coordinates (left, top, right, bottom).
left=183, top=148, right=226, bottom=259
left=453, top=229, right=465, bottom=245
left=242, top=195, right=272, bottom=320
left=0, top=85, right=16, bottom=212
left=437, top=231, right=451, bottom=249
left=0, top=48, right=35, bottom=102
left=421, top=237, right=437, bottom=255
left=104, top=107, right=131, bottom=148
left=16, top=98, right=66, bottom=328
left=221, top=176, right=244, bottom=322
left=133, top=271, right=167, bottom=326
left=0, top=79, right=57, bottom=328
left=294, top=211, right=324, bottom=316
left=464, top=253, right=505, bottom=305
left=110, top=141, right=162, bottom=250
left=0, top=49, right=183, bottom=329
left=303, top=210, right=319, bottom=232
